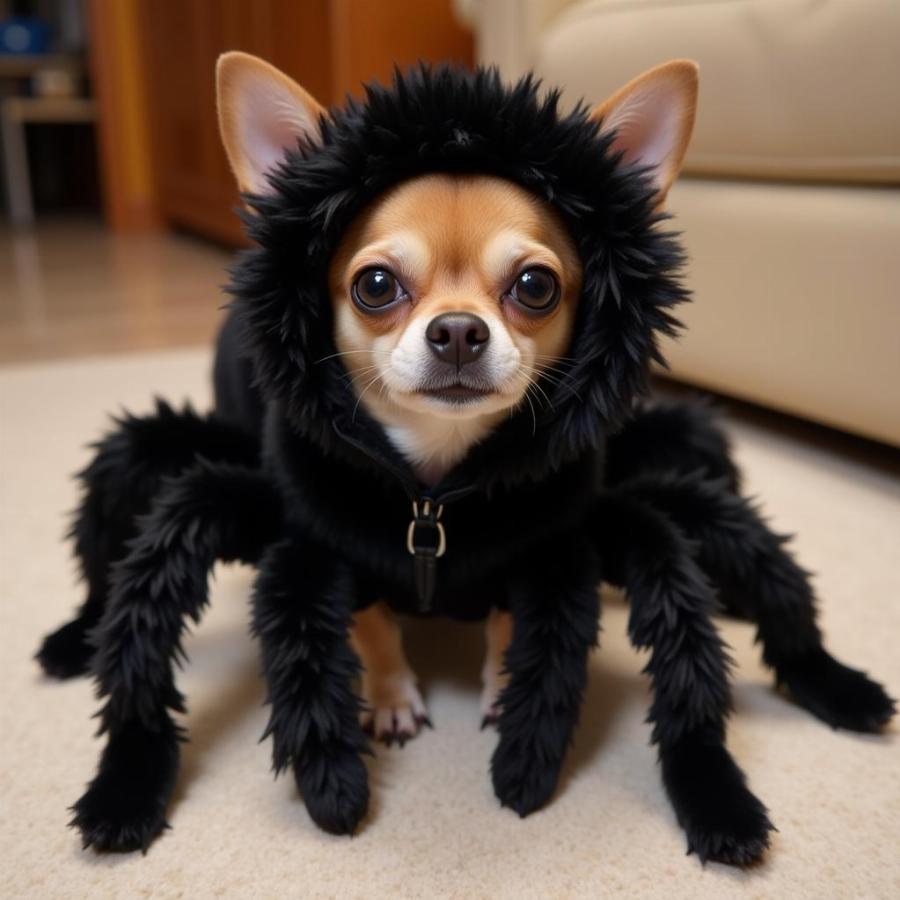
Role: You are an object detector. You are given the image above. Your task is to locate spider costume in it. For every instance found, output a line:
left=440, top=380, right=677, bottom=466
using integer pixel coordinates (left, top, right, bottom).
left=36, top=67, right=894, bottom=864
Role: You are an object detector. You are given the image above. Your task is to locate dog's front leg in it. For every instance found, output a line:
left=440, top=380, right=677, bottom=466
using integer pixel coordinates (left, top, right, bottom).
left=351, top=602, right=429, bottom=745
left=253, top=538, right=371, bottom=835
left=480, top=608, right=513, bottom=728
left=490, top=538, right=600, bottom=817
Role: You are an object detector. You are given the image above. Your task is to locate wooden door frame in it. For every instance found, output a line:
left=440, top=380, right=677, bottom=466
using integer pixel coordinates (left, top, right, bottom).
left=87, top=0, right=472, bottom=234
left=87, top=0, right=162, bottom=230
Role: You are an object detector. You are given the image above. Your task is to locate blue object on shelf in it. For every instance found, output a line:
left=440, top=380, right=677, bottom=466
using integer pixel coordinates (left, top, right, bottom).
left=0, top=17, right=52, bottom=55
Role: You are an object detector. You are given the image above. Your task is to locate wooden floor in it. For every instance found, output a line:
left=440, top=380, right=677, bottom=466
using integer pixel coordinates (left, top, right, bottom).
left=0, top=216, right=231, bottom=364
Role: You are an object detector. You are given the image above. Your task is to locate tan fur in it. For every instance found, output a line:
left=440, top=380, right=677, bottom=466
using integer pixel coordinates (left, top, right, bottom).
left=480, top=609, right=513, bottom=721
left=349, top=602, right=426, bottom=741
left=216, top=52, right=326, bottom=197
left=328, top=174, right=582, bottom=484
left=590, top=59, right=698, bottom=207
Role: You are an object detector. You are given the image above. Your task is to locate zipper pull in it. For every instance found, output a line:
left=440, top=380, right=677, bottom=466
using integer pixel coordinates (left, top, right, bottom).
left=406, top=499, right=445, bottom=612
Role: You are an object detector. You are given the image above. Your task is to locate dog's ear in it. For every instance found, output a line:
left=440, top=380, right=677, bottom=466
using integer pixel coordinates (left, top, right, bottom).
left=216, top=51, right=326, bottom=196
left=590, top=60, right=698, bottom=207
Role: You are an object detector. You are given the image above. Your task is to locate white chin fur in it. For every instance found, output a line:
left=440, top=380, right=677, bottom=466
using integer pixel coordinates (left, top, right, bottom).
left=363, top=381, right=526, bottom=485
left=388, top=386, right=523, bottom=420
left=342, top=309, right=534, bottom=483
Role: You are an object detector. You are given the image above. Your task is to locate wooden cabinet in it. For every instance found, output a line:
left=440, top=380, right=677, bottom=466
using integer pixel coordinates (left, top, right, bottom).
left=92, top=0, right=473, bottom=244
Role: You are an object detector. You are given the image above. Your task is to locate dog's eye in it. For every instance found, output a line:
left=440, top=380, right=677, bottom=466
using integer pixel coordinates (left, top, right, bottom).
left=508, top=267, right=559, bottom=312
left=352, top=268, right=403, bottom=310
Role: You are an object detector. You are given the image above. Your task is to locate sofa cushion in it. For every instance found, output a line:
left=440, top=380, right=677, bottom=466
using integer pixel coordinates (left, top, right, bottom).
left=662, top=178, right=900, bottom=445
left=536, top=0, right=900, bottom=184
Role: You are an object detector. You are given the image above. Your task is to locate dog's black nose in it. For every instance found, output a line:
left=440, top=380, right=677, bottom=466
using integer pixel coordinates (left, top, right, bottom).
left=425, top=313, right=490, bottom=367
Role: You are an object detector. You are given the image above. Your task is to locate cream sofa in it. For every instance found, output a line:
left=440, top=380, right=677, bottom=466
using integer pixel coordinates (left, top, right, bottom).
left=457, top=0, right=900, bottom=446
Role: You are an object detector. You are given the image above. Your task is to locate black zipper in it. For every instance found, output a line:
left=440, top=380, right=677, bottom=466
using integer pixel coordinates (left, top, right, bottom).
left=332, top=419, right=478, bottom=612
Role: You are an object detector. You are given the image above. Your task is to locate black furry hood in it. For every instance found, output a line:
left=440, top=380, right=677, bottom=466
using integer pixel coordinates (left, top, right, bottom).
left=228, top=65, right=688, bottom=492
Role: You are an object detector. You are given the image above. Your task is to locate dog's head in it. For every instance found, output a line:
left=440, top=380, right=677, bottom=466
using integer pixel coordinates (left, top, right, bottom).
left=325, top=173, right=581, bottom=423
left=218, top=56, right=697, bottom=477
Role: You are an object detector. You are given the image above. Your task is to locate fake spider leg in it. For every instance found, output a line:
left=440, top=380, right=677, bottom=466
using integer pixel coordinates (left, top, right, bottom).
left=593, top=493, right=774, bottom=866
left=618, top=470, right=896, bottom=732
left=36, top=400, right=260, bottom=679
left=490, top=537, right=600, bottom=818
left=71, top=461, right=280, bottom=852
left=252, top=539, right=371, bottom=835
left=604, top=399, right=740, bottom=491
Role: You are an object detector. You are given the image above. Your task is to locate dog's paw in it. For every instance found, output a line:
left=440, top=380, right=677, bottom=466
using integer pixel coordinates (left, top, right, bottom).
left=36, top=618, right=95, bottom=679
left=480, top=704, right=501, bottom=730
left=479, top=671, right=507, bottom=730
left=360, top=672, right=430, bottom=746
left=71, top=720, right=180, bottom=852
left=661, top=733, right=773, bottom=867
left=295, top=749, right=369, bottom=835
left=777, top=649, right=896, bottom=732
left=491, top=735, right=561, bottom=818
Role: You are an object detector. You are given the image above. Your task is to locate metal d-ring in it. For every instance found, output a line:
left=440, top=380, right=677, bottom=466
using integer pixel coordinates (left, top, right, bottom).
left=406, top=499, right=447, bottom=557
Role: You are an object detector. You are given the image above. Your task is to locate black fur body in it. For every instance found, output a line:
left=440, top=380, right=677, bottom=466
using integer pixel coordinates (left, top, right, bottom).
left=37, top=67, right=894, bottom=864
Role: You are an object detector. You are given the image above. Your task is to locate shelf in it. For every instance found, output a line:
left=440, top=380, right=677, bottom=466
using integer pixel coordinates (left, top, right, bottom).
left=0, top=53, right=84, bottom=78
left=1, top=95, right=95, bottom=123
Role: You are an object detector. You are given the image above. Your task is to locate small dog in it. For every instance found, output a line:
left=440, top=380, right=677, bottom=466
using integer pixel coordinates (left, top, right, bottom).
left=220, top=53, right=680, bottom=743
left=38, top=54, right=894, bottom=864
left=221, top=51, right=607, bottom=743
left=330, top=173, right=583, bottom=736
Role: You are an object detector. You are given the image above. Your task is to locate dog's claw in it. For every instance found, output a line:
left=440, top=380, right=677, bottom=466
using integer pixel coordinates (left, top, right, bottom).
left=359, top=676, right=430, bottom=746
left=479, top=702, right=502, bottom=730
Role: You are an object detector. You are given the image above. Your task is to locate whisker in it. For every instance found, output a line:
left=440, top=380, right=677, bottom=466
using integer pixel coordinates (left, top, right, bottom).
left=527, top=368, right=569, bottom=390
left=526, top=358, right=574, bottom=383
left=522, top=363, right=583, bottom=403
left=314, top=349, right=379, bottom=365
left=340, top=363, right=380, bottom=382
left=532, top=362, right=578, bottom=381
left=521, top=386, right=537, bottom=436
left=351, top=372, right=385, bottom=422
left=530, top=379, right=554, bottom=411
left=518, top=368, right=554, bottom=412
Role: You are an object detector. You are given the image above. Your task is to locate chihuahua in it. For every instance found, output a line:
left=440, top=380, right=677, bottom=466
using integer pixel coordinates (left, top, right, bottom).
left=43, top=54, right=891, bottom=865
left=218, top=52, right=693, bottom=743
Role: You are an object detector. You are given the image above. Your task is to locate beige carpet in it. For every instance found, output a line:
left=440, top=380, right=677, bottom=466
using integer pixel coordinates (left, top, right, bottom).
left=1, top=349, right=898, bottom=899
